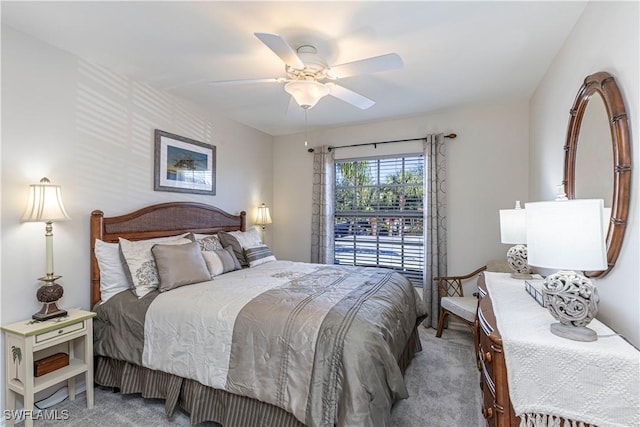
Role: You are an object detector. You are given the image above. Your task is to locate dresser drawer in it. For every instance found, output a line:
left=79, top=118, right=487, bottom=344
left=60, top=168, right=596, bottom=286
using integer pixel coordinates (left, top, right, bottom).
left=479, top=351, right=496, bottom=397
left=480, top=358, right=497, bottom=426
left=35, top=320, right=85, bottom=344
left=478, top=303, right=493, bottom=336
left=478, top=311, right=495, bottom=381
left=479, top=335, right=494, bottom=371
left=481, top=391, right=497, bottom=427
left=476, top=274, right=516, bottom=427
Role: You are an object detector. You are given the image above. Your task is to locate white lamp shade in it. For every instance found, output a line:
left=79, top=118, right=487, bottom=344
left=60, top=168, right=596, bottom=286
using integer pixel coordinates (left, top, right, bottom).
left=285, top=80, right=330, bottom=109
left=499, top=208, right=526, bottom=244
left=256, top=203, right=272, bottom=226
left=22, top=178, right=70, bottom=222
left=526, top=199, right=606, bottom=271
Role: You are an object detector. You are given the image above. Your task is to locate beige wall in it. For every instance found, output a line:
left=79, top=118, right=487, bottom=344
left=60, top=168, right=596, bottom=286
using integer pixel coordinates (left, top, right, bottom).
left=0, top=27, right=274, bottom=408
left=273, top=102, right=530, bottom=282
left=529, top=1, right=639, bottom=346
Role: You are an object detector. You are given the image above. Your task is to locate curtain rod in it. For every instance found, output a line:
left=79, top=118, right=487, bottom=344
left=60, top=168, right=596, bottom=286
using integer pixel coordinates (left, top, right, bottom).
left=307, top=133, right=456, bottom=153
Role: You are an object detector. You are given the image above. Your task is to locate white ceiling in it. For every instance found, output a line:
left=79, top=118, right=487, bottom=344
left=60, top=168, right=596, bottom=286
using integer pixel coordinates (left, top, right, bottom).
left=2, top=1, right=587, bottom=136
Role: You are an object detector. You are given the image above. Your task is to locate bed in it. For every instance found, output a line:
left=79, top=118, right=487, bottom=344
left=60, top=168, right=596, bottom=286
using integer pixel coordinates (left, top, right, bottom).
left=90, top=202, right=427, bottom=426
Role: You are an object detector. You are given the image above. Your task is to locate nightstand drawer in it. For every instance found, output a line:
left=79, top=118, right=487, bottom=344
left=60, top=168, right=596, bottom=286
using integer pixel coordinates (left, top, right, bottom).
left=35, top=320, right=84, bottom=344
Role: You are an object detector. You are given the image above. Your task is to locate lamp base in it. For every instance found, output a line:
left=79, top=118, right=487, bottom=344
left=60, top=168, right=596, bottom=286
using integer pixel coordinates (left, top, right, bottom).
left=549, top=322, right=597, bottom=342
left=543, top=270, right=599, bottom=342
left=32, top=303, right=67, bottom=321
left=33, top=279, right=66, bottom=321
left=506, top=244, right=532, bottom=277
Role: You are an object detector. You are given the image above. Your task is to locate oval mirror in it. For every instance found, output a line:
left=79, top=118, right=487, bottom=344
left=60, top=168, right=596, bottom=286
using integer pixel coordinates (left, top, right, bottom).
left=564, top=71, right=631, bottom=278
left=574, top=95, right=613, bottom=201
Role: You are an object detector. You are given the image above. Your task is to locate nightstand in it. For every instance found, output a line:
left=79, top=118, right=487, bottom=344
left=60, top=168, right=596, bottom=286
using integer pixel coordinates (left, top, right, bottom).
left=2, top=308, right=96, bottom=427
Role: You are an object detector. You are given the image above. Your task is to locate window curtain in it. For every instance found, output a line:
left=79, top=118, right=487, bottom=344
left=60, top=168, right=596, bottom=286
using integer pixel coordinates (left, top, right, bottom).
left=423, top=133, right=448, bottom=328
left=311, top=146, right=335, bottom=264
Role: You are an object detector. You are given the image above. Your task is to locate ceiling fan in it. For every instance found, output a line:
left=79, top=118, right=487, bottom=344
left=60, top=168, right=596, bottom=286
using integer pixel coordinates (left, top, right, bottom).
left=209, top=32, right=403, bottom=110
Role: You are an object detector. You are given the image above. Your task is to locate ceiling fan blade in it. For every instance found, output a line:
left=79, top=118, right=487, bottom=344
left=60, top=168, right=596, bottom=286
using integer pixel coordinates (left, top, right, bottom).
left=208, top=77, right=286, bottom=86
left=326, top=83, right=375, bottom=110
left=254, top=32, right=305, bottom=69
left=328, top=53, right=403, bottom=79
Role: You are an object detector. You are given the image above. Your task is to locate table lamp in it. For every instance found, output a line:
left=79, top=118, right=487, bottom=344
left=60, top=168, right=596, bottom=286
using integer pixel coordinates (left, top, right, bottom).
left=256, top=203, right=272, bottom=230
left=525, top=197, right=607, bottom=341
left=499, top=201, right=532, bottom=278
left=22, top=177, right=71, bottom=320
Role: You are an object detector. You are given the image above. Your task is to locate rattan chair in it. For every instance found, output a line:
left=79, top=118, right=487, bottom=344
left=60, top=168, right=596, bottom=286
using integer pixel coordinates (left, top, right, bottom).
left=434, top=265, right=487, bottom=338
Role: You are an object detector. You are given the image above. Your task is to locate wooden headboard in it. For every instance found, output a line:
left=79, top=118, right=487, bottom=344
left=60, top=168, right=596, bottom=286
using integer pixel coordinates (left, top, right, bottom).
left=90, top=202, right=246, bottom=308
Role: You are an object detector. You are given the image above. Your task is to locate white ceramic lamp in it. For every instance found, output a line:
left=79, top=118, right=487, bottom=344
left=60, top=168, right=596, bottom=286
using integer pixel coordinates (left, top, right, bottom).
left=526, top=198, right=607, bottom=342
left=499, top=201, right=532, bottom=278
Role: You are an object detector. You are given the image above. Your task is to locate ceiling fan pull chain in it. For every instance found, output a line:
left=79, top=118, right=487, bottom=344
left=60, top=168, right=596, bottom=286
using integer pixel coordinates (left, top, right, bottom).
left=304, top=109, right=308, bottom=147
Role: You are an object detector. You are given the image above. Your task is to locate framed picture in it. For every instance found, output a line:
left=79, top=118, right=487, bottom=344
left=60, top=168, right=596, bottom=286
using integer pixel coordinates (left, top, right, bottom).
left=154, top=130, right=216, bottom=195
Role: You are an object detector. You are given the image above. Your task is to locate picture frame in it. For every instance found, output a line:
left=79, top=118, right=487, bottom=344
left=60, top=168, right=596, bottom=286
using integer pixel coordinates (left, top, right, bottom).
left=154, top=129, right=216, bottom=195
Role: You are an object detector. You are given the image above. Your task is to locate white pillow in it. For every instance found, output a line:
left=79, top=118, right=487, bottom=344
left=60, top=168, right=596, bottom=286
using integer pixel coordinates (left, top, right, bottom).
left=229, top=228, right=262, bottom=248
left=94, top=240, right=129, bottom=304
left=119, top=234, right=192, bottom=298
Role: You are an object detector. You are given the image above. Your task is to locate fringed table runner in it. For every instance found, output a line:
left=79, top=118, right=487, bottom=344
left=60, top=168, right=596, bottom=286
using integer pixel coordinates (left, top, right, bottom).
left=484, top=272, right=639, bottom=427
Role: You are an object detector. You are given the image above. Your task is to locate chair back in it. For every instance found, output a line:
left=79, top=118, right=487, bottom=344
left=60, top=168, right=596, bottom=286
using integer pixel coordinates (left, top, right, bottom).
left=434, top=265, right=488, bottom=298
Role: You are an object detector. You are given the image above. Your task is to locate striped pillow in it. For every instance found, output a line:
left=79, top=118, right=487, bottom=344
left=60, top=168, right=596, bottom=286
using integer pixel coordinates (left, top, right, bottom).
left=201, top=246, right=241, bottom=276
left=244, top=244, right=276, bottom=267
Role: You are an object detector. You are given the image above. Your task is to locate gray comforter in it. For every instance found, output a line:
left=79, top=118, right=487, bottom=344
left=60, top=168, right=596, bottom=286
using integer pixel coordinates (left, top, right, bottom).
left=94, top=261, right=426, bottom=426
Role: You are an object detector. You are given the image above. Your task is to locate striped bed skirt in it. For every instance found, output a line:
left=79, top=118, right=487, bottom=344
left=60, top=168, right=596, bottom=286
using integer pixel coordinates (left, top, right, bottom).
left=94, top=325, right=422, bottom=426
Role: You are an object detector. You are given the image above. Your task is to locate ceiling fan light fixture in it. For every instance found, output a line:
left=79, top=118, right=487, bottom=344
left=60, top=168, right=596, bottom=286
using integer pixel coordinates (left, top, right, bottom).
left=284, top=80, right=329, bottom=109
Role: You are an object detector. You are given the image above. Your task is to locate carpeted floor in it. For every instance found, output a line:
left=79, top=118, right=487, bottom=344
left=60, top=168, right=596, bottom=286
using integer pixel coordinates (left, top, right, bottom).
left=392, top=326, right=483, bottom=426
left=26, top=326, right=483, bottom=426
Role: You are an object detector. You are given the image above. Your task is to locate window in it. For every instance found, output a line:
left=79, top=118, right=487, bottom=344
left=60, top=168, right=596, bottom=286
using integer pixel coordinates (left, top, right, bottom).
left=334, top=155, right=424, bottom=286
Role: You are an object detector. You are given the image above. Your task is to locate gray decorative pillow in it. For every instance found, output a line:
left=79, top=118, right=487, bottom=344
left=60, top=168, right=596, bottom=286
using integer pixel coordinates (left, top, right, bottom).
left=152, top=241, right=211, bottom=292
left=201, top=246, right=241, bottom=276
left=119, top=235, right=192, bottom=298
left=197, top=235, right=223, bottom=251
left=218, top=229, right=262, bottom=267
left=244, top=244, right=277, bottom=267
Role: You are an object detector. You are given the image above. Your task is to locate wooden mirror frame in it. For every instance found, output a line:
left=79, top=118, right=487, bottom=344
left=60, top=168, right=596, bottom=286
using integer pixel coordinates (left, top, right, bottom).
left=563, top=71, right=631, bottom=278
